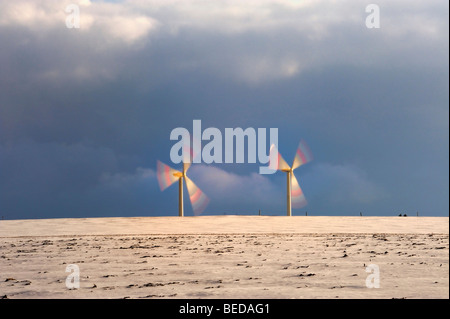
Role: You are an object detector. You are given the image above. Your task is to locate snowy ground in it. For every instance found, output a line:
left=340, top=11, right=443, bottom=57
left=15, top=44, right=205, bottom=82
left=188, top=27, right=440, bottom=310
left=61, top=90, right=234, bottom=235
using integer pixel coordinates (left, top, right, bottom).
left=0, top=216, right=448, bottom=299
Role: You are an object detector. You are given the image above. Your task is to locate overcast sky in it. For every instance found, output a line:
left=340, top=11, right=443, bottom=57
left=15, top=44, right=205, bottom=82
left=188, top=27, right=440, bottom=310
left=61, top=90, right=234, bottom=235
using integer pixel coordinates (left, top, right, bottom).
left=0, top=0, right=448, bottom=219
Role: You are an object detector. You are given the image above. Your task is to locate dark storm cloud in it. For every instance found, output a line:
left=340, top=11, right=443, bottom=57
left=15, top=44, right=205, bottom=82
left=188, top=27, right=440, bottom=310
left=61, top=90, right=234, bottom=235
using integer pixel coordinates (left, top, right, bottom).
left=0, top=0, right=448, bottom=218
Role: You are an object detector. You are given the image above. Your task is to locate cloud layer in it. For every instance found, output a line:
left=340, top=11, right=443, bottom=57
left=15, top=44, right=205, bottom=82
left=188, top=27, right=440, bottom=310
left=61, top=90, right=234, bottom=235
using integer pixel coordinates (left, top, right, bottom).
left=0, top=0, right=448, bottom=218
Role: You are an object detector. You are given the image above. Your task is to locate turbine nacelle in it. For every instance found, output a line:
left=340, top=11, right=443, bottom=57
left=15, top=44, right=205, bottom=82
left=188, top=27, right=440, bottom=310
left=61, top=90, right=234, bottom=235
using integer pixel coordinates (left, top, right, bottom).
left=173, top=172, right=185, bottom=178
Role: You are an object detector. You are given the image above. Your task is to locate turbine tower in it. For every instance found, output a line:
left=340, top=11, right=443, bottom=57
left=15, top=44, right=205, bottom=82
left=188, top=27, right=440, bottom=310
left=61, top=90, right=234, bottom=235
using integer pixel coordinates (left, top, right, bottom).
left=269, top=140, right=313, bottom=216
left=156, top=159, right=209, bottom=217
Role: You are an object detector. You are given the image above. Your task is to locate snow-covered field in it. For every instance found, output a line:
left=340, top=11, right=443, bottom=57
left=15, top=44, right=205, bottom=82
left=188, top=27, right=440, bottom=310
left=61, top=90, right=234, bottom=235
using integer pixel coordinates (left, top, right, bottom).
left=0, top=216, right=448, bottom=299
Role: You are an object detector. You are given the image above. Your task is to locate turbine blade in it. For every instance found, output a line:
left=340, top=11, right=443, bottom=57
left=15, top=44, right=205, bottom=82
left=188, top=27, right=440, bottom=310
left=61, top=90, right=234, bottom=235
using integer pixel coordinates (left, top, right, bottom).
left=185, top=176, right=209, bottom=216
left=156, top=160, right=181, bottom=191
left=291, top=173, right=307, bottom=208
left=191, top=136, right=202, bottom=163
left=182, top=142, right=192, bottom=170
left=183, top=161, right=191, bottom=174
left=268, top=144, right=291, bottom=171
left=182, top=136, right=201, bottom=173
left=292, top=139, right=313, bottom=170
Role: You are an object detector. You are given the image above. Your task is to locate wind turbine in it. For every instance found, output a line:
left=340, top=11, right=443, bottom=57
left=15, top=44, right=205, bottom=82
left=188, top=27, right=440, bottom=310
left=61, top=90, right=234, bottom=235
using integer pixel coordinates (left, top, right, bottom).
left=269, top=140, right=313, bottom=216
left=156, top=154, right=209, bottom=217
